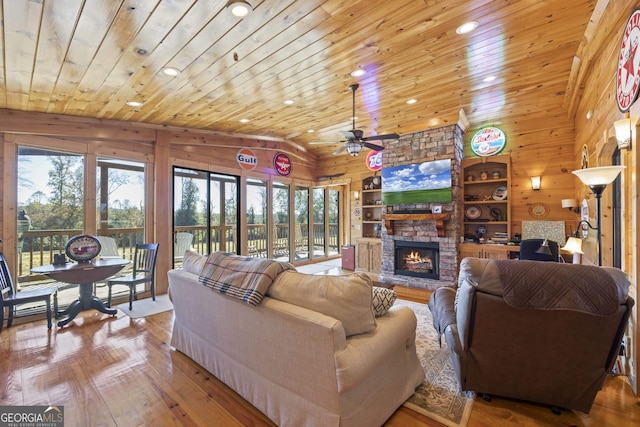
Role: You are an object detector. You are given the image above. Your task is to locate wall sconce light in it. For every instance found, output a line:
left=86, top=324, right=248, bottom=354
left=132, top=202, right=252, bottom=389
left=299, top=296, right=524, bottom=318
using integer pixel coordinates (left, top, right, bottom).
left=353, top=191, right=359, bottom=201
left=561, top=198, right=580, bottom=214
left=572, top=166, right=625, bottom=265
left=531, top=176, right=541, bottom=190
left=227, top=1, right=252, bottom=17
left=613, top=116, right=637, bottom=150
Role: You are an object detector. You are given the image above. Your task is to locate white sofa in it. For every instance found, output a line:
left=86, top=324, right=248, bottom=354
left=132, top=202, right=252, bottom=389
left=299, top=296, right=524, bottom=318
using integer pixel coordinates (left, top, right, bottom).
left=168, top=251, right=424, bottom=427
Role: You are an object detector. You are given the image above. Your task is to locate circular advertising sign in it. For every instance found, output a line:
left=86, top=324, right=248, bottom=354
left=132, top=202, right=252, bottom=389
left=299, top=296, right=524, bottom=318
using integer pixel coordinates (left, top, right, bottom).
left=236, top=148, right=258, bottom=170
left=366, top=151, right=383, bottom=171
left=470, top=127, right=506, bottom=157
left=616, top=9, right=640, bottom=112
left=273, top=152, right=292, bottom=176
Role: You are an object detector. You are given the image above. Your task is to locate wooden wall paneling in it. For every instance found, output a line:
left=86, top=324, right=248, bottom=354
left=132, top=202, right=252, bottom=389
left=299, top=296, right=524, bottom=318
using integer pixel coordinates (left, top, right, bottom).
left=0, top=109, right=157, bottom=143
left=84, top=150, right=97, bottom=236
left=2, top=134, right=17, bottom=275
left=154, top=130, right=171, bottom=294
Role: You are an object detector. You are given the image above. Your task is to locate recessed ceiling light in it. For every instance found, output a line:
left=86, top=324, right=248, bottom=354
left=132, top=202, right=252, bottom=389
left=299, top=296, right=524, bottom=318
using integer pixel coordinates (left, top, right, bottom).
left=126, top=101, right=144, bottom=107
left=483, top=75, right=496, bottom=83
left=456, top=21, right=478, bottom=34
left=227, top=1, right=252, bottom=17
left=239, top=118, right=250, bottom=123
left=350, top=69, right=366, bottom=77
left=283, top=99, right=294, bottom=105
left=406, top=99, right=418, bottom=104
left=307, top=129, right=315, bottom=133
left=161, top=67, right=180, bottom=76
left=586, top=110, right=593, bottom=120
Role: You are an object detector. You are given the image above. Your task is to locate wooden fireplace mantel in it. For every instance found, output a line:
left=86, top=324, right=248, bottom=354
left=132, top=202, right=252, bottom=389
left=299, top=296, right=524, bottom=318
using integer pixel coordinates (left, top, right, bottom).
left=383, top=213, right=451, bottom=237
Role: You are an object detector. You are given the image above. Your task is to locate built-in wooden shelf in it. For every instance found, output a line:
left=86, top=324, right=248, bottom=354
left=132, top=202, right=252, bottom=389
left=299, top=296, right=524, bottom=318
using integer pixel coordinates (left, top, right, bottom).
left=383, top=213, right=451, bottom=237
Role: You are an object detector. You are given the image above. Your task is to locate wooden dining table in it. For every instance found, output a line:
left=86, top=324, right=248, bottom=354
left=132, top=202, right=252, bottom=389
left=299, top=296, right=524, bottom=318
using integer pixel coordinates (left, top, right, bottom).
left=31, top=258, right=130, bottom=327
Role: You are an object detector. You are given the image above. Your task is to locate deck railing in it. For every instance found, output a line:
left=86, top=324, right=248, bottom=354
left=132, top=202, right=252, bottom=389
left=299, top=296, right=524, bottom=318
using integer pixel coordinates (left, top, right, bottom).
left=18, top=223, right=340, bottom=282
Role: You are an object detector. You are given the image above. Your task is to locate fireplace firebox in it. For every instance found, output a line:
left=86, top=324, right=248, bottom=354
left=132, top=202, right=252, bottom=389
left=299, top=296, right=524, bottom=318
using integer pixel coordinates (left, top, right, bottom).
left=394, top=241, right=439, bottom=280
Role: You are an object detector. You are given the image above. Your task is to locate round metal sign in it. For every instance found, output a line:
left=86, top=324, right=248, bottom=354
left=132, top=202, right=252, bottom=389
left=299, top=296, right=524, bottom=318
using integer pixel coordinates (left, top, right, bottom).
left=470, top=127, right=506, bottom=157
left=366, top=151, right=383, bottom=171
left=616, top=9, right=640, bottom=112
left=273, top=152, right=292, bottom=176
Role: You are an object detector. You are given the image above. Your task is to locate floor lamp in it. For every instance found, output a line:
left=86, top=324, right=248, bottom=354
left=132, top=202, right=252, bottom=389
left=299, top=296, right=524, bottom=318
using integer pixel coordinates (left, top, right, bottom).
left=571, top=166, right=625, bottom=266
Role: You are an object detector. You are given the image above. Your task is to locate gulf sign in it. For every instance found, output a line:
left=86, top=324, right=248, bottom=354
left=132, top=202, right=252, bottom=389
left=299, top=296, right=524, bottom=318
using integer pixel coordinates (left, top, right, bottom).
left=236, top=148, right=258, bottom=170
left=366, top=151, right=382, bottom=171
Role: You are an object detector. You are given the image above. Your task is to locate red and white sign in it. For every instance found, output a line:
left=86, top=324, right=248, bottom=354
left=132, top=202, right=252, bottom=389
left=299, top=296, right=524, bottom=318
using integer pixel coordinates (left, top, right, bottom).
left=366, top=151, right=382, bottom=171
left=616, top=9, right=640, bottom=112
left=273, top=152, right=292, bottom=176
left=236, top=148, right=258, bottom=170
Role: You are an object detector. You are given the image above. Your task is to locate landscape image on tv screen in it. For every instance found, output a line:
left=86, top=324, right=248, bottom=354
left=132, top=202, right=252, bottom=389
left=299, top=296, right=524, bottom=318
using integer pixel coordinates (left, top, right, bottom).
left=382, top=159, right=452, bottom=204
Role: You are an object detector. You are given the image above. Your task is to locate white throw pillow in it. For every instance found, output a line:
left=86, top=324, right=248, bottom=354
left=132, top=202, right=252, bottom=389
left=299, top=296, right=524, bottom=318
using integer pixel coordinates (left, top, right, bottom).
left=268, top=271, right=376, bottom=337
left=372, top=287, right=397, bottom=317
left=183, top=249, right=207, bottom=275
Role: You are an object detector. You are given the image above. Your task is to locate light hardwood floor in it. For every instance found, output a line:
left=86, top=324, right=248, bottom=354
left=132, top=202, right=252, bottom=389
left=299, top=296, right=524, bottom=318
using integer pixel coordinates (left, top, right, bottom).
left=1, top=271, right=639, bottom=426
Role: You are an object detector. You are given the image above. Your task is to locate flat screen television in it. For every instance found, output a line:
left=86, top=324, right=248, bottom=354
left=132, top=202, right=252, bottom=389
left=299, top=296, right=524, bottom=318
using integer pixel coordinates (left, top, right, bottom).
left=382, top=159, right=452, bottom=204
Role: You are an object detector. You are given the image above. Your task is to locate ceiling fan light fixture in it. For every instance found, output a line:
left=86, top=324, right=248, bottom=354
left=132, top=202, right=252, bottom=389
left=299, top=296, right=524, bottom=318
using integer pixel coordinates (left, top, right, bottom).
left=346, top=141, right=363, bottom=156
left=227, top=1, right=252, bottom=17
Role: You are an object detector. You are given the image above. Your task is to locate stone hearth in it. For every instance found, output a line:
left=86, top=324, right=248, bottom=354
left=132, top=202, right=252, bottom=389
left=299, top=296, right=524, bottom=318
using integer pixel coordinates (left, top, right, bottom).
left=378, top=125, right=463, bottom=290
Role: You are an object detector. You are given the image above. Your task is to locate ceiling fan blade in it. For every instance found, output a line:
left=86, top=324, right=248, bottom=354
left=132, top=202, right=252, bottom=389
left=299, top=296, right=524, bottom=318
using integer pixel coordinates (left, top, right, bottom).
left=332, top=145, right=347, bottom=155
left=362, top=133, right=399, bottom=141
left=363, top=142, right=385, bottom=151
left=340, top=130, right=357, bottom=140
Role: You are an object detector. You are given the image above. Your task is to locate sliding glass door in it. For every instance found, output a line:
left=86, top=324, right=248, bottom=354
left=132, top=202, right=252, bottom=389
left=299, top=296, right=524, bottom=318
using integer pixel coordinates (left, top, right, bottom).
left=173, top=167, right=239, bottom=264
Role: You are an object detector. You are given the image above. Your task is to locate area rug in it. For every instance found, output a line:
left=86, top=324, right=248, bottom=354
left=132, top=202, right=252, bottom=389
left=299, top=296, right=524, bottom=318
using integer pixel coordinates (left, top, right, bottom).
left=117, top=294, right=173, bottom=319
left=396, top=299, right=475, bottom=427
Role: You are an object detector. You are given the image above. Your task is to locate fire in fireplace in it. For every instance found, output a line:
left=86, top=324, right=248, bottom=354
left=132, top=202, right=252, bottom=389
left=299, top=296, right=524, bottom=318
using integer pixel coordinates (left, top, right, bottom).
left=394, top=241, right=439, bottom=280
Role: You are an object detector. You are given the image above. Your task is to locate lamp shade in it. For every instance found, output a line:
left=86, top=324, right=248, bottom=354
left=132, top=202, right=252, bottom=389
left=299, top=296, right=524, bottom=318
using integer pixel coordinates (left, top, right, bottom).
left=572, top=166, right=625, bottom=186
left=561, top=237, right=583, bottom=254
left=561, top=198, right=578, bottom=209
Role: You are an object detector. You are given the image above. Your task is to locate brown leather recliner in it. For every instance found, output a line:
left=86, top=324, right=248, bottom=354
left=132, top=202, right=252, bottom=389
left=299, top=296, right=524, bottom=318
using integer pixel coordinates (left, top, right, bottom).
left=428, top=257, right=634, bottom=413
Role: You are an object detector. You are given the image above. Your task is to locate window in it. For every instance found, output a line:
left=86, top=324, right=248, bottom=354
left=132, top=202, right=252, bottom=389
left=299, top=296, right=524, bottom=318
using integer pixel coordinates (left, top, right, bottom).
left=17, top=147, right=85, bottom=277
left=173, top=167, right=239, bottom=262
left=272, top=182, right=290, bottom=260
left=246, top=179, right=268, bottom=257
left=96, top=158, right=146, bottom=259
left=295, top=186, right=310, bottom=261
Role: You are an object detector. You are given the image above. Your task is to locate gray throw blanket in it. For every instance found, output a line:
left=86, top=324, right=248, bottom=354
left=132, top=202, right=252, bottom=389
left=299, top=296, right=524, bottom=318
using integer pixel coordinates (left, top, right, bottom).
left=199, top=252, right=296, bottom=306
left=494, top=260, right=619, bottom=316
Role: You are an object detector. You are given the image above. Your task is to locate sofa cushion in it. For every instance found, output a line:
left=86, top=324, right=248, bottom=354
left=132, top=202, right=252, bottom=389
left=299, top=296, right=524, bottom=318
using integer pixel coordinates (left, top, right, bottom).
left=372, top=286, right=397, bottom=317
left=268, top=271, right=376, bottom=336
left=183, top=249, right=207, bottom=275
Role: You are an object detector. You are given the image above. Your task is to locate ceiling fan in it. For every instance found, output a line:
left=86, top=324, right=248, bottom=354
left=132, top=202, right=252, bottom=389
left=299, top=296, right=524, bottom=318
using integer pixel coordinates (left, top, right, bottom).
left=312, top=84, right=399, bottom=156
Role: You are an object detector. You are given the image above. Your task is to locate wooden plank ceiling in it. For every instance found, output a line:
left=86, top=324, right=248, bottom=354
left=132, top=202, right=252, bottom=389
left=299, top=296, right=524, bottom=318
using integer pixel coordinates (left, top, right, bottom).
left=0, top=0, right=596, bottom=159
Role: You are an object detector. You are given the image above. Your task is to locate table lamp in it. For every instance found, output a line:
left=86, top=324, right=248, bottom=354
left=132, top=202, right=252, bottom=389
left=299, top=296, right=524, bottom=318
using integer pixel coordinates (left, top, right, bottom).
left=571, top=166, right=625, bottom=266
left=561, top=237, right=584, bottom=264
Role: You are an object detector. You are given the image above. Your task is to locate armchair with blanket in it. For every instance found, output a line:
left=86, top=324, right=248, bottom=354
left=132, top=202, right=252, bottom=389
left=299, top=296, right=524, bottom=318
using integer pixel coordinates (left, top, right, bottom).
left=428, top=257, right=634, bottom=413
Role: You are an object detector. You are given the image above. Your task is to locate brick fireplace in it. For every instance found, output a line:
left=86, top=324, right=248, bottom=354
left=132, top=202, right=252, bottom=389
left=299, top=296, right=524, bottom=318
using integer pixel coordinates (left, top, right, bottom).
left=379, top=124, right=463, bottom=290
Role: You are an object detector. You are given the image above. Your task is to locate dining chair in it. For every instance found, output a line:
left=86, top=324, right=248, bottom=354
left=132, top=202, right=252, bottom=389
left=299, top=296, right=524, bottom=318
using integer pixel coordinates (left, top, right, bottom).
left=107, top=243, right=159, bottom=310
left=0, top=253, right=58, bottom=332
